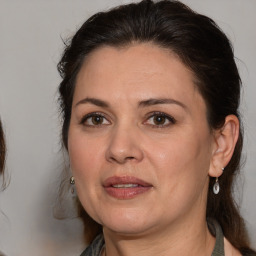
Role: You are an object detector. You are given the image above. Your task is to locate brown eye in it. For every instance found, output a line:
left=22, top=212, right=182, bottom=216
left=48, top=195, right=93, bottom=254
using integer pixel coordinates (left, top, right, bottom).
left=81, top=113, right=110, bottom=127
left=91, top=115, right=104, bottom=125
left=145, top=112, right=176, bottom=127
left=153, top=115, right=167, bottom=125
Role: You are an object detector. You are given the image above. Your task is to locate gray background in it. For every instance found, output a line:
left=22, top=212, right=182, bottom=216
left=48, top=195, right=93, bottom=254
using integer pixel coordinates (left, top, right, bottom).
left=0, top=0, right=255, bottom=255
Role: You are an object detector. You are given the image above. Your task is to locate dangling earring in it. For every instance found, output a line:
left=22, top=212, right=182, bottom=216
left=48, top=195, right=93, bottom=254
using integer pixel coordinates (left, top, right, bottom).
left=70, top=176, right=75, bottom=194
left=213, top=167, right=224, bottom=195
left=213, top=177, right=220, bottom=194
left=70, top=176, right=75, bottom=184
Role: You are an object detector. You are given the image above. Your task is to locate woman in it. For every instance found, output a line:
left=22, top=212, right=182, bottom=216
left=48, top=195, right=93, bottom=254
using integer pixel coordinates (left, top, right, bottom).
left=57, top=0, right=256, bottom=255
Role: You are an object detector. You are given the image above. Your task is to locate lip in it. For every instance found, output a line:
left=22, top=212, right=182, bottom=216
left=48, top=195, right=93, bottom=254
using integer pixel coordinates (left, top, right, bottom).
left=103, top=176, right=153, bottom=199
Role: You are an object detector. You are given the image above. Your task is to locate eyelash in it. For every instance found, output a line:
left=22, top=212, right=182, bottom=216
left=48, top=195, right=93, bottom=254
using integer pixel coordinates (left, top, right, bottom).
left=80, top=111, right=176, bottom=128
left=144, top=112, right=176, bottom=128
left=80, top=112, right=110, bottom=127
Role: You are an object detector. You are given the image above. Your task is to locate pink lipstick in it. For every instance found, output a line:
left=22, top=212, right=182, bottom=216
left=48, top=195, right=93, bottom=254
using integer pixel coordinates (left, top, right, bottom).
left=103, top=176, right=152, bottom=199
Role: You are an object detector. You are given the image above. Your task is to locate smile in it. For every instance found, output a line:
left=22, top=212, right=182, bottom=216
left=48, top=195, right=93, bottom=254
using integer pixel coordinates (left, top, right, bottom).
left=112, top=184, right=140, bottom=188
left=103, top=176, right=153, bottom=199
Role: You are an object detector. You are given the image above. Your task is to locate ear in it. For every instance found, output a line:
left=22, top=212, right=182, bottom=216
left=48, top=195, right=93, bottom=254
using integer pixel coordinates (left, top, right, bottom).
left=208, top=115, right=239, bottom=178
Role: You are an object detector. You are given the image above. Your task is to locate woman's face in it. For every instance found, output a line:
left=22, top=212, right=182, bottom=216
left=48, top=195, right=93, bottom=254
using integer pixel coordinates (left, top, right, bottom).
left=68, top=43, right=216, bottom=236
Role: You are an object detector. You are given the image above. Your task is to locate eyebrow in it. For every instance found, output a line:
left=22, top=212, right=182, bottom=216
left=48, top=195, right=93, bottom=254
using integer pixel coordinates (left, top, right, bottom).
left=75, top=97, right=109, bottom=108
left=75, top=97, right=186, bottom=109
left=138, top=98, right=187, bottom=109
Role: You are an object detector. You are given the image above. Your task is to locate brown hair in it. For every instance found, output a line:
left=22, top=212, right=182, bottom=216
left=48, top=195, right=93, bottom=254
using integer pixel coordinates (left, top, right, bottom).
left=0, top=119, right=5, bottom=175
left=0, top=119, right=6, bottom=189
left=57, top=0, right=255, bottom=253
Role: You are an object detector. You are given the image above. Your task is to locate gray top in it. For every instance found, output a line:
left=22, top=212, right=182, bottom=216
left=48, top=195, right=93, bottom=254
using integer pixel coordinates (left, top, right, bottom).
left=209, top=219, right=225, bottom=256
left=81, top=234, right=105, bottom=256
left=80, top=220, right=224, bottom=256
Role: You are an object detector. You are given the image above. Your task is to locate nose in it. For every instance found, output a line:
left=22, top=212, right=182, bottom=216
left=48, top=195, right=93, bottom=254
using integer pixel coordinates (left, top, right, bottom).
left=105, top=124, right=144, bottom=164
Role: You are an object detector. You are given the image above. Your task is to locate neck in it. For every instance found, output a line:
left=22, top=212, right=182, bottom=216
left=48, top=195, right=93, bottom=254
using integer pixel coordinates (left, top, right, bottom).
left=102, top=214, right=215, bottom=256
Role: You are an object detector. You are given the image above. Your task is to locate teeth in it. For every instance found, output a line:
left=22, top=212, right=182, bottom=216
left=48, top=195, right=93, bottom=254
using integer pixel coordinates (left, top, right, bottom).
left=112, top=184, right=139, bottom=188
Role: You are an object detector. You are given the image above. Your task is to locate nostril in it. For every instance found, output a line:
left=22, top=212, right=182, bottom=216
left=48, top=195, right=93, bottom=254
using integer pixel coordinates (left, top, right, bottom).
left=126, top=156, right=135, bottom=160
left=109, top=156, right=135, bottom=164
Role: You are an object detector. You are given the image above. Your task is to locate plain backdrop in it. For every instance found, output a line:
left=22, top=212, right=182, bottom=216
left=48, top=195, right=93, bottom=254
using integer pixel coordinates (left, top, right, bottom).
left=0, top=0, right=255, bottom=255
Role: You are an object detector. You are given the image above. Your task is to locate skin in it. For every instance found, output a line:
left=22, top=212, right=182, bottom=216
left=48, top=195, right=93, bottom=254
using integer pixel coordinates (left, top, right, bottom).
left=68, top=43, right=240, bottom=256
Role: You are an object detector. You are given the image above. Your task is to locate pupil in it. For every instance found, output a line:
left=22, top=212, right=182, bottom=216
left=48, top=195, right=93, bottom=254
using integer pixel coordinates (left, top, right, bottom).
left=154, top=116, right=165, bottom=125
left=92, top=116, right=102, bottom=125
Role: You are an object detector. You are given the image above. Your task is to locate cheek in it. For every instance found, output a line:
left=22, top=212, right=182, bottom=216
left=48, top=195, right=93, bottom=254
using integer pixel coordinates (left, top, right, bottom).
left=149, top=134, right=211, bottom=212
left=68, top=130, right=105, bottom=181
left=147, top=137, right=205, bottom=171
left=146, top=128, right=212, bottom=189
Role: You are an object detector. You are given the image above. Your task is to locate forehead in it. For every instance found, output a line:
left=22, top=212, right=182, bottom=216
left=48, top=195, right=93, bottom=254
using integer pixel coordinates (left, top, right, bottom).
left=74, top=43, right=203, bottom=107
left=79, top=43, right=195, bottom=80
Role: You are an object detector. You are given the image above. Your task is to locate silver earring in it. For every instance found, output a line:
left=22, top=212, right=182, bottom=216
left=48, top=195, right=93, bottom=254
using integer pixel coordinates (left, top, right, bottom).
left=213, top=177, right=220, bottom=194
left=70, top=176, right=75, bottom=184
left=70, top=176, right=75, bottom=194
left=213, top=167, right=224, bottom=194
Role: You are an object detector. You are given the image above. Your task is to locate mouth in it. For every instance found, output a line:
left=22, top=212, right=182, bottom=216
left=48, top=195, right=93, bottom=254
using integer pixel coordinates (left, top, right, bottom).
left=103, top=176, right=153, bottom=200
left=112, top=184, right=141, bottom=188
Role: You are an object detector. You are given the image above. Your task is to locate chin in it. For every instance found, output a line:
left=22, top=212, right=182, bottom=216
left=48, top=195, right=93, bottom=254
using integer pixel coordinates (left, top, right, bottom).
left=98, top=210, right=157, bottom=236
left=104, top=222, right=153, bottom=236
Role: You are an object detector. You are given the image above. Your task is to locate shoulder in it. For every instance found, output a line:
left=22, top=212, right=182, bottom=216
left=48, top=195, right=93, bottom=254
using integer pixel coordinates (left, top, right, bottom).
left=224, top=238, right=256, bottom=256
left=224, top=238, right=241, bottom=256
